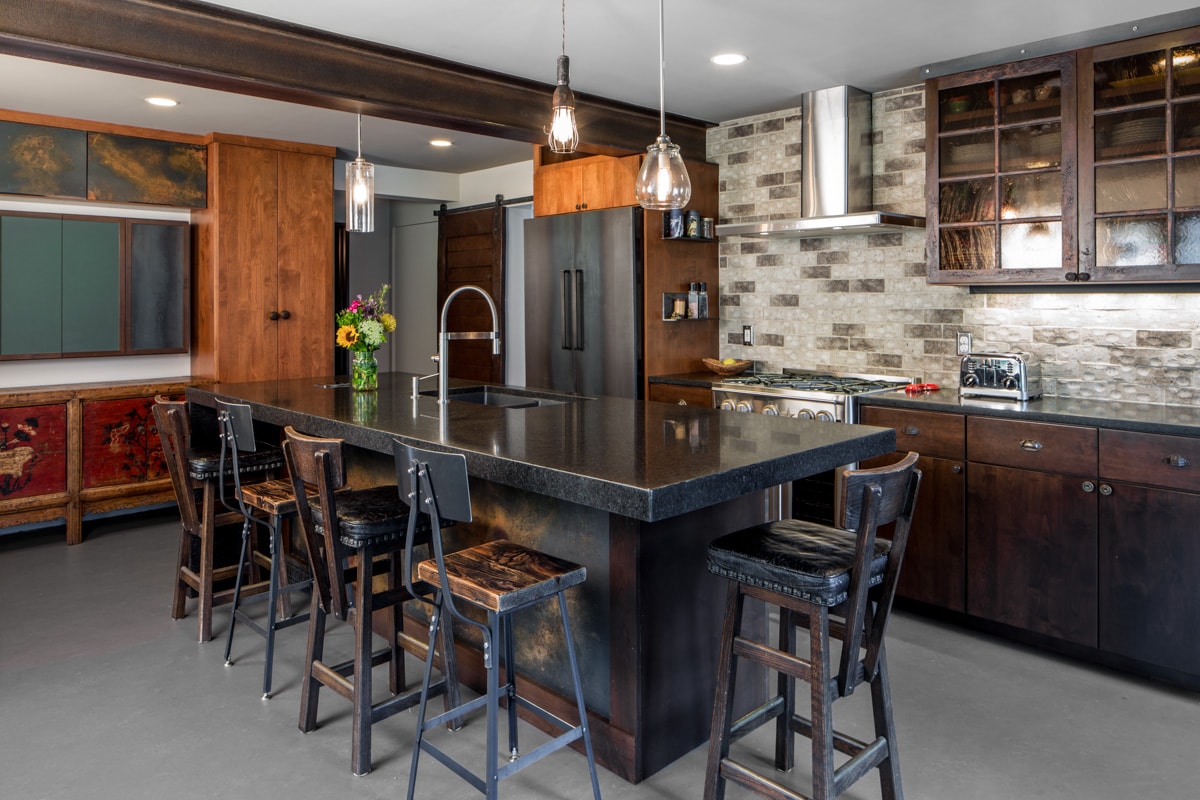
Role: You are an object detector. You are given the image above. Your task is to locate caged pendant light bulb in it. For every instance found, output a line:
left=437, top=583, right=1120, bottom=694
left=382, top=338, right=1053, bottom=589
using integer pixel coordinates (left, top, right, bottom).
left=548, top=0, right=579, bottom=153
left=635, top=0, right=690, bottom=210
left=346, top=113, right=375, bottom=233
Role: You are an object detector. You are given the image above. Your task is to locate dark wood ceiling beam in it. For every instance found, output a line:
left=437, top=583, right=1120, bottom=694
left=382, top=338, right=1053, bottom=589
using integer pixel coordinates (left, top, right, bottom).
left=0, top=0, right=713, bottom=158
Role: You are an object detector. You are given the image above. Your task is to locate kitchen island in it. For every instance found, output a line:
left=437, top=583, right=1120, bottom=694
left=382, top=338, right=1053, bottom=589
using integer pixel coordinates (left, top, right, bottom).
left=188, top=374, right=895, bottom=781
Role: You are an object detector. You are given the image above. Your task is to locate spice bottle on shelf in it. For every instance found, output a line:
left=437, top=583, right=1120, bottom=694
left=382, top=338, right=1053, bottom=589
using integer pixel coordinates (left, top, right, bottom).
left=696, top=282, right=709, bottom=319
left=685, top=210, right=701, bottom=238
left=687, top=282, right=700, bottom=318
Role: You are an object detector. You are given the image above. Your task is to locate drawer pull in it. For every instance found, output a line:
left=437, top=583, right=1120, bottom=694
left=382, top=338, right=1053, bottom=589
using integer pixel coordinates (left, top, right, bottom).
left=1019, top=439, right=1043, bottom=452
left=951, top=464, right=963, bottom=474
left=902, top=426, right=920, bottom=436
left=1099, top=483, right=1113, bottom=496
left=1082, top=480, right=1095, bottom=493
left=1165, top=454, right=1192, bottom=468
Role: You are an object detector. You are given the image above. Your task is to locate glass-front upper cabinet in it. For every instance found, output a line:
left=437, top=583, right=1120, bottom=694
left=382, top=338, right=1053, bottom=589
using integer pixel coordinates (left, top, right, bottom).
left=927, top=54, right=1078, bottom=284
left=1081, top=29, right=1200, bottom=281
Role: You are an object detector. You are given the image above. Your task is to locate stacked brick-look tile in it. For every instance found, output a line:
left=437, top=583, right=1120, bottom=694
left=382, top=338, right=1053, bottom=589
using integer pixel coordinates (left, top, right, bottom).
left=708, top=85, right=1200, bottom=406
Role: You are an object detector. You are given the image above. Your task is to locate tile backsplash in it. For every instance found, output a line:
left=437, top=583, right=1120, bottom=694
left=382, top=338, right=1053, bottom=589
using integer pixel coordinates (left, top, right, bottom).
left=708, top=85, right=1200, bottom=407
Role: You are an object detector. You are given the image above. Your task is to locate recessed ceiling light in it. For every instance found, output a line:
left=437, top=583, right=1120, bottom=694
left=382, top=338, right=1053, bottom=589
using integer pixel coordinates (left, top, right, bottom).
left=429, top=138, right=453, bottom=148
left=710, top=53, right=747, bottom=66
left=145, top=96, right=179, bottom=107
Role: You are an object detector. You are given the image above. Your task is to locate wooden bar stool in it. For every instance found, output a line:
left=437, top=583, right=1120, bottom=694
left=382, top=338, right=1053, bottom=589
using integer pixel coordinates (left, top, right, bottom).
left=214, top=399, right=313, bottom=699
left=282, top=426, right=461, bottom=777
left=153, top=397, right=283, bottom=643
left=394, top=440, right=602, bottom=800
left=704, top=452, right=921, bottom=800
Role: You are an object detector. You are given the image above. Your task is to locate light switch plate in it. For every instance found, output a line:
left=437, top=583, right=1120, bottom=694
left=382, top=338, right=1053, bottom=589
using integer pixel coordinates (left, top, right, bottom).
left=956, top=332, right=972, bottom=356
left=742, top=325, right=754, bottom=346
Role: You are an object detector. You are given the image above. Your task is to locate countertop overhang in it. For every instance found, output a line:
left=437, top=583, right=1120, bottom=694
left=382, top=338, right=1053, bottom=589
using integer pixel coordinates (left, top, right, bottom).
left=188, top=374, right=895, bottom=523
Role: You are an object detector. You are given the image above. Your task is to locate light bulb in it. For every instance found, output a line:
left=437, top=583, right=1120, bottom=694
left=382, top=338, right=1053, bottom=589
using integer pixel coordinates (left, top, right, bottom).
left=550, top=106, right=577, bottom=147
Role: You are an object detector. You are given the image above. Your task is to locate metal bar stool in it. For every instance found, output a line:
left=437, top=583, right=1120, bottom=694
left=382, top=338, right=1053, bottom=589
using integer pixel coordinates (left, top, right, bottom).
left=394, top=440, right=602, bottom=800
left=282, top=426, right=461, bottom=777
left=153, top=397, right=283, bottom=643
left=214, top=399, right=313, bottom=699
left=704, top=451, right=921, bottom=800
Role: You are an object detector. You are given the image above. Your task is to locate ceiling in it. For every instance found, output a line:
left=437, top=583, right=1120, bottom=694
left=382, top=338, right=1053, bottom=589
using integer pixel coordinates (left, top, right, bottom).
left=4, top=0, right=1200, bottom=175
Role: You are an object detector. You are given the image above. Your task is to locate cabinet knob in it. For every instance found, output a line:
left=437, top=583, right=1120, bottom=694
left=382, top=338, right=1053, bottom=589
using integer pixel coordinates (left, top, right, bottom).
left=280, top=309, right=291, bottom=320
left=575, top=204, right=581, bottom=210
left=1082, top=480, right=1096, bottom=493
left=1019, top=439, right=1043, bottom=452
left=268, top=310, right=280, bottom=321
left=1099, top=483, right=1113, bottom=496
left=902, top=425, right=920, bottom=436
left=677, top=399, right=688, bottom=405
left=951, top=464, right=963, bottom=474
left=1165, top=453, right=1191, bottom=468
left=1064, top=272, right=1078, bottom=282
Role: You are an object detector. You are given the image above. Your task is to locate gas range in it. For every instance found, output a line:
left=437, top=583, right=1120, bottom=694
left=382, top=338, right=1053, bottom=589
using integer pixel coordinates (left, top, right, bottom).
left=712, top=369, right=915, bottom=423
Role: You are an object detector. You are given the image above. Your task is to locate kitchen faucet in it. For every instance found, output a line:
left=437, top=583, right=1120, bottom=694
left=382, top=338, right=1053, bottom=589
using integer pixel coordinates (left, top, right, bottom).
left=436, top=285, right=501, bottom=404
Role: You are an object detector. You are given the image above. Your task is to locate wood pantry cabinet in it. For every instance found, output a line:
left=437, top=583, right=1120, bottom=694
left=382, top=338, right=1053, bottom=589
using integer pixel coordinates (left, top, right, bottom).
left=532, top=152, right=641, bottom=216
left=859, top=406, right=967, bottom=612
left=191, top=135, right=335, bottom=382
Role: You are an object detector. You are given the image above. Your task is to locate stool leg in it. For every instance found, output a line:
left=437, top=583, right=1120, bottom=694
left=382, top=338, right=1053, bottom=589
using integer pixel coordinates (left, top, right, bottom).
left=407, top=594, right=445, bottom=800
left=196, top=483, right=218, bottom=643
left=438, top=608, right=464, bottom=731
left=261, top=515, right=283, bottom=699
left=485, top=611, right=501, bottom=800
left=351, top=544, right=376, bottom=777
left=502, top=613, right=519, bottom=761
left=223, top=518, right=253, bottom=666
left=871, top=646, right=903, bottom=800
left=776, top=606, right=796, bottom=772
left=171, top=523, right=189, bottom=620
left=299, top=591, right=326, bottom=734
left=704, top=580, right=745, bottom=800
left=809, top=607, right=835, bottom=800
left=558, top=592, right=602, bottom=800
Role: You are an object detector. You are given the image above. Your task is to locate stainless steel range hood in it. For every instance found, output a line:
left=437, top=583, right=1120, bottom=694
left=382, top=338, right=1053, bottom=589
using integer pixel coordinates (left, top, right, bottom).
left=716, top=86, right=925, bottom=239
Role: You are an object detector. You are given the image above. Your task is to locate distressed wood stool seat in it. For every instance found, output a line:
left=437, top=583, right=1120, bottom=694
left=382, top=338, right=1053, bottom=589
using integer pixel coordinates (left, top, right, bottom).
left=704, top=451, right=921, bottom=800
left=153, top=397, right=283, bottom=643
left=283, top=426, right=461, bottom=777
left=394, top=440, right=601, bottom=800
left=214, top=399, right=314, bottom=699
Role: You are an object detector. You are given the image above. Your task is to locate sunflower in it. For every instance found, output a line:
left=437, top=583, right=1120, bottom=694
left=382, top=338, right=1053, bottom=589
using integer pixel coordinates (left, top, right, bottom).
left=336, top=325, right=360, bottom=348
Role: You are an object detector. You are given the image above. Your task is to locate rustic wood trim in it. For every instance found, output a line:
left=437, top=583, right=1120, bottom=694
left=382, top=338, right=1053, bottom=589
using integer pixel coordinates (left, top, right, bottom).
left=0, top=0, right=713, bottom=158
left=0, top=492, right=72, bottom=515
left=65, top=396, right=83, bottom=543
left=203, top=132, right=336, bottom=158
left=79, top=478, right=173, bottom=502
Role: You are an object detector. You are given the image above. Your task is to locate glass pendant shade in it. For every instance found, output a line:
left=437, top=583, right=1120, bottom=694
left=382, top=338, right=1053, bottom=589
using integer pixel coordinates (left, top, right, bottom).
left=635, top=135, right=691, bottom=210
left=549, top=55, right=579, bottom=153
left=346, top=156, right=374, bottom=233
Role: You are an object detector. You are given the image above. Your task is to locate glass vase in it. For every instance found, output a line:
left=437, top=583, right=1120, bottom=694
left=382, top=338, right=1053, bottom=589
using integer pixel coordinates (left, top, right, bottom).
left=350, top=350, right=378, bottom=391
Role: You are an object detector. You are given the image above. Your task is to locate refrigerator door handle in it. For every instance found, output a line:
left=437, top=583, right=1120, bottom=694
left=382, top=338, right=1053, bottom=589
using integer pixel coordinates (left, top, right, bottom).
left=560, top=269, right=572, bottom=350
left=573, top=269, right=584, bottom=351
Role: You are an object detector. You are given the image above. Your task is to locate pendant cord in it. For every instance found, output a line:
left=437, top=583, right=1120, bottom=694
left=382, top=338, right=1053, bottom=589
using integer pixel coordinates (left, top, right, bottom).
left=356, top=113, right=363, bottom=160
left=561, top=0, right=566, bottom=57
left=657, top=0, right=666, bottom=138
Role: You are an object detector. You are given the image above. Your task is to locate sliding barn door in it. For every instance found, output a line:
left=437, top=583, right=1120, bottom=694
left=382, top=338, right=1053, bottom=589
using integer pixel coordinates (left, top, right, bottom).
left=436, top=202, right=505, bottom=384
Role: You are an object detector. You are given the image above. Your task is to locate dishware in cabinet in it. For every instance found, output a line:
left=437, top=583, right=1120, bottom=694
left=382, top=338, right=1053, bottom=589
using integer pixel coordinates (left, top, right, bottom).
left=926, top=53, right=1079, bottom=284
left=1080, top=26, right=1200, bottom=281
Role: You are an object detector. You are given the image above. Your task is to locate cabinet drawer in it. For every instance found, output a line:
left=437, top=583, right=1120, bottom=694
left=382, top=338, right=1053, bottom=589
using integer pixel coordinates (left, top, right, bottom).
left=1100, top=429, right=1200, bottom=492
left=967, top=416, right=1097, bottom=475
left=648, top=383, right=713, bottom=407
left=859, top=406, right=964, bottom=460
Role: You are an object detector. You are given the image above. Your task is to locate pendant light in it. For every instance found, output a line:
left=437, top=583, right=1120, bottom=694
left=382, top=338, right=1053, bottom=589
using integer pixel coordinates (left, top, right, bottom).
left=346, top=114, right=375, bottom=233
left=635, top=0, right=690, bottom=210
left=548, top=0, right=579, bottom=153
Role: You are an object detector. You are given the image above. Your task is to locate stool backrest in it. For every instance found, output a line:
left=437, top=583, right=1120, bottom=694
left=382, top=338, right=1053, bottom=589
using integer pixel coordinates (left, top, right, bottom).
left=214, top=399, right=256, bottom=517
left=836, top=451, right=921, bottom=697
left=282, top=426, right=350, bottom=619
left=152, top=397, right=200, bottom=535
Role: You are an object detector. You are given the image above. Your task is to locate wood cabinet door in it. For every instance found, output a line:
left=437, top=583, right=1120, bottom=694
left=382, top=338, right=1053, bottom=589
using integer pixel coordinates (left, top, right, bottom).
left=1099, top=481, right=1200, bottom=674
left=967, top=462, right=1098, bottom=645
left=276, top=149, right=333, bottom=380
left=647, top=383, right=712, bottom=407
left=213, top=143, right=280, bottom=382
left=581, top=155, right=640, bottom=211
left=532, top=160, right=581, bottom=216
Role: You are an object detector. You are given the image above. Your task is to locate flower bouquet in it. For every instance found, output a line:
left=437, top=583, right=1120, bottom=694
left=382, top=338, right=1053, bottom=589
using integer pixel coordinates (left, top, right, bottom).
left=335, top=284, right=395, bottom=391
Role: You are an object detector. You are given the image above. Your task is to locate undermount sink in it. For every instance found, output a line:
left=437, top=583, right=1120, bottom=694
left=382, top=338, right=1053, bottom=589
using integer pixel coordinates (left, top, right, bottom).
left=422, top=385, right=583, bottom=408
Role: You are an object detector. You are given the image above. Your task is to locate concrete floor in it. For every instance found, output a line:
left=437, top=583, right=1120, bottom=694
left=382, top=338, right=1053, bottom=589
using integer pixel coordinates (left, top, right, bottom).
left=1, top=510, right=1197, bottom=800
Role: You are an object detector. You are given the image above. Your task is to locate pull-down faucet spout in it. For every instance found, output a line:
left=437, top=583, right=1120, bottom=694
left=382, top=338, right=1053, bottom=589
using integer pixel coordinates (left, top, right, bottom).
left=437, top=285, right=501, bottom=405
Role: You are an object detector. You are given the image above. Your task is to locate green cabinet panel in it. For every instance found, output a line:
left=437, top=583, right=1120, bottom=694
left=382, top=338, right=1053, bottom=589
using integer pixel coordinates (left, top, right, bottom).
left=130, top=221, right=186, bottom=351
left=62, top=218, right=121, bottom=353
left=1, top=215, right=63, bottom=355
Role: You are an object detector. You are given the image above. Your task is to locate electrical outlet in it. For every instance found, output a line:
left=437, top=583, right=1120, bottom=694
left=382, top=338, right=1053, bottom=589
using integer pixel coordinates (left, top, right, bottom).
left=956, top=332, right=972, bottom=356
left=742, top=325, right=754, bottom=346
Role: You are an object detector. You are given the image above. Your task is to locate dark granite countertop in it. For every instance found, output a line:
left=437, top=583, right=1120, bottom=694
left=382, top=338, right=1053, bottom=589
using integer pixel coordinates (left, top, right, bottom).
left=188, top=374, right=894, bottom=523
left=862, top=390, right=1200, bottom=437
left=648, top=371, right=724, bottom=388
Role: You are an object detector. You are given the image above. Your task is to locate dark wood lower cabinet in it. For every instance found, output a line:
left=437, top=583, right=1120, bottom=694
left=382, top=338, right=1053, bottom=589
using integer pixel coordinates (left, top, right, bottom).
left=1099, top=481, right=1200, bottom=674
left=966, top=462, right=1098, bottom=647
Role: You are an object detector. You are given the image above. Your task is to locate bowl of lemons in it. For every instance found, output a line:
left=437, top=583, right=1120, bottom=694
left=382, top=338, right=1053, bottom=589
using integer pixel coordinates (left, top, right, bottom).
left=702, top=357, right=753, bottom=376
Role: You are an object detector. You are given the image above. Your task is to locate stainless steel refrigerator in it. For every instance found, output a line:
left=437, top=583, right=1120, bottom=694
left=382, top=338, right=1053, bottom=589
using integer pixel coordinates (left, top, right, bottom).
left=523, top=206, right=644, bottom=398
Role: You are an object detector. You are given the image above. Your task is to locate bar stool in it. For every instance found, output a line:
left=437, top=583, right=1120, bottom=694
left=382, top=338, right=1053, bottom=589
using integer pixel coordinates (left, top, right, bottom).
left=394, top=440, right=602, bottom=800
left=214, top=399, right=313, bottom=699
left=282, top=426, right=461, bottom=777
left=704, top=452, right=921, bottom=800
left=153, top=397, right=283, bottom=643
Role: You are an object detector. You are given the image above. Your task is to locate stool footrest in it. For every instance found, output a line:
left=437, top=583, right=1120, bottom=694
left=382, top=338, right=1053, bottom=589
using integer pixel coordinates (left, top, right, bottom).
left=496, top=723, right=585, bottom=782
left=728, top=695, right=786, bottom=743
left=721, top=757, right=811, bottom=800
left=788, top=712, right=874, bottom=761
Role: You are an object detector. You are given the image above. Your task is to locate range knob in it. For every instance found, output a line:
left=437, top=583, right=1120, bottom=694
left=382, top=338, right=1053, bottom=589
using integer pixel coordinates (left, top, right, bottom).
left=719, top=399, right=737, bottom=411
left=815, top=410, right=835, bottom=422
left=1002, top=375, right=1019, bottom=390
left=761, top=404, right=779, bottom=416
left=735, top=401, right=754, bottom=413
left=962, top=373, right=979, bottom=388
left=798, top=409, right=815, bottom=420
